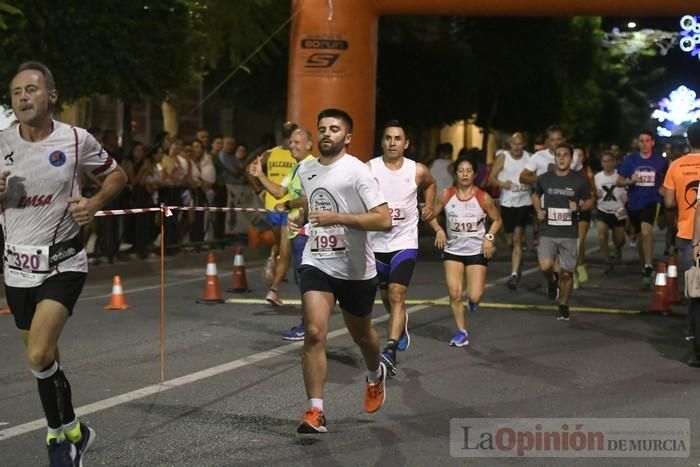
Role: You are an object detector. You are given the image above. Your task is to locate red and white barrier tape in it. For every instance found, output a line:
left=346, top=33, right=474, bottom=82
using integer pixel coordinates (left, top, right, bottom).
left=95, top=205, right=268, bottom=217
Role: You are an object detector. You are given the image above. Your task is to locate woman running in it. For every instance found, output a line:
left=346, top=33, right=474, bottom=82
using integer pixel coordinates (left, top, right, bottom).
left=429, top=154, right=502, bottom=347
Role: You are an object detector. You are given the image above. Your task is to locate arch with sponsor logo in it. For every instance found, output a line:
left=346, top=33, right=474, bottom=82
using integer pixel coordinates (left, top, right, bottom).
left=288, top=0, right=689, bottom=160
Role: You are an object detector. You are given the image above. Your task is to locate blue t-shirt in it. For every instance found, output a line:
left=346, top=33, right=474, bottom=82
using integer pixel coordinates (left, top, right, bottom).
left=617, top=152, right=667, bottom=211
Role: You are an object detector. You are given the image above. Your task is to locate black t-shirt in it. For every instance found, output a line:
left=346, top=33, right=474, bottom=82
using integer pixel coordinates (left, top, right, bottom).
left=535, top=171, right=592, bottom=238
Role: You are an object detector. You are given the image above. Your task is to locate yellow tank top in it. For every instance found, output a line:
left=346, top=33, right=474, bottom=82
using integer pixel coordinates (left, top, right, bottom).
left=265, top=146, right=296, bottom=210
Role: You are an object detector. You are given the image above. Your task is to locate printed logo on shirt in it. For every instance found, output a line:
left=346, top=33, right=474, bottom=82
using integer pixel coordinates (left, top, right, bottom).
left=4, top=151, right=14, bottom=165
left=48, top=151, right=66, bottom=167
left=683, top=180, right=700, bottom=210
left=307, top=174, right=318, bottom=180
left=309, top=187, right=338, bottom=212
left=18, top=194, right=53, bottom=208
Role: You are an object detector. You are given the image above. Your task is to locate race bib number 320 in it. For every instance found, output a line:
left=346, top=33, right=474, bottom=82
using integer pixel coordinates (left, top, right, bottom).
left=310, top=226, right=346, bottom=258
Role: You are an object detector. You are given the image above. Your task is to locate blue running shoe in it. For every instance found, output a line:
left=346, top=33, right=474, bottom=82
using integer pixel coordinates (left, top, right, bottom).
left=73, top=423, right=96, bottom=467
left=282, top=323, right=305, bottom=341
left=380, top=351, right=397, bottom=376
left=47, top=439, right=76, bottom=467
left=467, top=300, right=479, bottom=313
left=397, top=314, right=410, bottom=351
left=449, top=330, right=469, bottom=347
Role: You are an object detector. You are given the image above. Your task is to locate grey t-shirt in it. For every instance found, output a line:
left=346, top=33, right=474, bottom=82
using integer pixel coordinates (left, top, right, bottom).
left=535, top=171, right=591, bottom=239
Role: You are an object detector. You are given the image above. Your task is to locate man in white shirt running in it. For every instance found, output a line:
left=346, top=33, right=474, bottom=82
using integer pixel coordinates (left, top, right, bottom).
left=295, top=108, right=391, bottom=436
left=0, top=61, right=127, bottom=467
left=369, top=120, right=436, bottom=375
left=488, top=132, right=532, bottom=289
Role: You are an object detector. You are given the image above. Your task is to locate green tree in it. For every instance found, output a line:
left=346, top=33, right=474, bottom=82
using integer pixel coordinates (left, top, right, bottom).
left=0, top=1, right=21, bottom=30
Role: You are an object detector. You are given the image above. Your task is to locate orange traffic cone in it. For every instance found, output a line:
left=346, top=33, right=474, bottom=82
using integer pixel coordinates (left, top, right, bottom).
left=104, top=275, right=130, bottom=310
left=0, top=306, right=10, bottom=315
left=650, top=262, right=670, bottom=315
left=667, top=255, right=681, bottom=304
left=228, top=246, right=251, bottom=293
left=198, top=252, right=224, bottom=304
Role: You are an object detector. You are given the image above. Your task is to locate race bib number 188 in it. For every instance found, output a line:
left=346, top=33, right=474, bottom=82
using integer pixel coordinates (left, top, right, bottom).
left=547, top=207, right=572, bottom=226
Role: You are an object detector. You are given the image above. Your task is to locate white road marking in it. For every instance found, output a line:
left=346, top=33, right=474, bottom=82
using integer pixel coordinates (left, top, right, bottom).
left=0, top=248, right=594, bottom=440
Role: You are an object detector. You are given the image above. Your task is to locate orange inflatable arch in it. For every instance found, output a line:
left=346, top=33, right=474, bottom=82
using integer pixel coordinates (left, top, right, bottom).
left=288, top=0, right=692, bottom=160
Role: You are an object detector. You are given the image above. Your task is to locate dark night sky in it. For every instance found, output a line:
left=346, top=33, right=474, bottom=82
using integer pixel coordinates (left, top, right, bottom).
left=603, top=16, right=700, bottom=102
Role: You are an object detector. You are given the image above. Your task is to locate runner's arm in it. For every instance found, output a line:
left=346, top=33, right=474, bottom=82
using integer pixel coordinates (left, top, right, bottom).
left=416, top=162, right=436, bottom=222
left=310, top=203, right=391, bottom=231
left=519, top=168, right=536, bottom=184
left=487, top=154, right=507, bottom=188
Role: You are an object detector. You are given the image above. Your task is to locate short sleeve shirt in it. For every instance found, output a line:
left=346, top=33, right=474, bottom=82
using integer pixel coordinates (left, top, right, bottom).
left=535, top=171, right=592, bottom=238
left=618, top=152, right=667, bottom=211
left=0, top=121, right=118, bottom=285
left=663, top=154, right=700, bottom=239
left=298, top=154, right=386, bottom=280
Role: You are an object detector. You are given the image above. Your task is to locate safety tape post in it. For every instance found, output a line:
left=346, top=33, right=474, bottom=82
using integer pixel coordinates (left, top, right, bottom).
left=95, top=205, right=269, bottom=217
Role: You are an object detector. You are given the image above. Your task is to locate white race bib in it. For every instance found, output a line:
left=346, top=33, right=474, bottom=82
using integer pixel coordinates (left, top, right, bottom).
left=449, top=216, right=480, bottom=238
left=511, top=183, right=530, bottom=193
left=547, top=207, right=572, bottom=226
left=635, top=170, right=656, bottom=187
left=310, top=226, right=346, bottom=258
left=389, top=204, right=407, bottom=226
left=5, top=242, right=51, bottom=287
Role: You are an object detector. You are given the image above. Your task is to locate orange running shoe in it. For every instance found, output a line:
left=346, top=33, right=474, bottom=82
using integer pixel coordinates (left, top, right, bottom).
left=364, top=362, right=387, bottom=413
left=297, top=407, right=327, bottom=434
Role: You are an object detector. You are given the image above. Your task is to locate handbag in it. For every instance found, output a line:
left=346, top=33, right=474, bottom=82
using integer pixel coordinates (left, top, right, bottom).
left=685, top=258, right=700, bottom=298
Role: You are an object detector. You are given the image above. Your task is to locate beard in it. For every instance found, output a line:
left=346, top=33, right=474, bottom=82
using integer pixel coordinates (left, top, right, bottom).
left=318, top=138, right=345, bottom=157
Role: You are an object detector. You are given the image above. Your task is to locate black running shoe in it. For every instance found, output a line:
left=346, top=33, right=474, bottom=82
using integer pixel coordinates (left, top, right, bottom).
left=556, top=305, right=570, bottom=321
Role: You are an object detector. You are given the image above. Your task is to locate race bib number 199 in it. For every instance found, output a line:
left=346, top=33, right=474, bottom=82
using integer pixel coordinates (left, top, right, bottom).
left=310, top=226, right=346, bottom=258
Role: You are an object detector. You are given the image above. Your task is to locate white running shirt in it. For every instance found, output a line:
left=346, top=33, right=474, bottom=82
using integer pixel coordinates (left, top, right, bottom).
left=594, top=170, right=626, bottom=215
left=497, top=150, right=532, bottom=207
left=298, top=154, right=386, bottom=280
left=368, top=157, right=419, bottom=252
left=0, top=121, right=118, bottom=287
left=524, top=148, right=555, bottom=176
left=442, top=186, right=489, bottom=257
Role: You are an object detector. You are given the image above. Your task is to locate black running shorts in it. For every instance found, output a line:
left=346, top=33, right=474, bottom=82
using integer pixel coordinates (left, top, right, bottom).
left=628, top=203, right=658, bottom=233
left=500, top=205, right=532, bottom=234
left=299, top=266, right=378, bottom=317
left=374, top=249, right=418, bottom=289
left=6, top=272, right=87, bottom=330
left=441, top=251, right=489, bottom=267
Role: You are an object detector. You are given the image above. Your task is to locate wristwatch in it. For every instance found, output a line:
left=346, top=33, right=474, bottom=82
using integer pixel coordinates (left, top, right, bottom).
left=484, top=233, right=495, bottom=242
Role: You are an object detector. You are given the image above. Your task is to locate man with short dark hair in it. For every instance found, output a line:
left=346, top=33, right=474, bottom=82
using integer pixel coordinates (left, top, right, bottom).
left=617, top=130, right=668, bottom=289
left=1, top=61, right=127, bottom=466
left=533, top=143, right=593, bottom=320
left=295, top=108, right=391, bottom=435
left=369, top=120, right=436, bottom=375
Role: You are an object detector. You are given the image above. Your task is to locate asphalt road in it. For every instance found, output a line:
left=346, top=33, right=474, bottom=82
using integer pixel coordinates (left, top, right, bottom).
left=1, top=231, right=699, bottom=466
